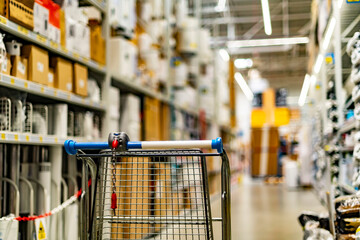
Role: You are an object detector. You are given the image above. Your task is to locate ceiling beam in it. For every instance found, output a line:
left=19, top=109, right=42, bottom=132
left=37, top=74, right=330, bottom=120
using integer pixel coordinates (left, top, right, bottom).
left=202, top=13, right=311, bottom=25
left=242, top=2, right=283, bottom=40
left=198, top=1, right=311, bottom=15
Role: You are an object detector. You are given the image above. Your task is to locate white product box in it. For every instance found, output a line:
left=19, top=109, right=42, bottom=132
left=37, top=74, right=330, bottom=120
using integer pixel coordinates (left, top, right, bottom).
left=34, top=2, right=49, bottom=37
left=178, top=17, right=199, bottom=55
left=108, top=86, right=120, bottom=119
left=171, top=61, right=188, bottom=87
left=109, top=0, right=135, bottom=32
left=150, top=0, right=163, bottom=18
left=120, top=94, right=141, bottom=123
left=63, top=0, right=79, bottom=19
left=199, top=28, right=212, bottom=62
left=49, top=25, right=60, bottom=44
left=109, top=37, right=137, bottom=79
left=65, top=17, right=77, bottom=53
left=158, top=58, right=169, bottom=83
left=138, top=33, right=153, bottom=56
left=77, top=23, right=90, bottom=59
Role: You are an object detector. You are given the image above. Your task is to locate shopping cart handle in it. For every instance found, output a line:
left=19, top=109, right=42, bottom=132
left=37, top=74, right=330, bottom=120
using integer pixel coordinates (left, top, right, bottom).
left=64, top=138, right=223, bottom=155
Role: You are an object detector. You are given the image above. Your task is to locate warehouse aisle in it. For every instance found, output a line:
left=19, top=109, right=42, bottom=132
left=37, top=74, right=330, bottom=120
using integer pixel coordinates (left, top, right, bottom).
left=211, top=182, right=325, bottom=240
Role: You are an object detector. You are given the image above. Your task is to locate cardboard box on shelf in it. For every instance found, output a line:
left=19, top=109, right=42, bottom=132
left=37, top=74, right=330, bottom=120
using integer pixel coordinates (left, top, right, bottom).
left=144, top=97, right=161, bottom=141
left=90, top=25, right=106, bottom=65
left=50, top=57, right=73, bottom=92
left=73, top=63, right=88, bottom=96
left=10, top=56, right=28, bottom=79
left=47, top=67, right=54, bottom=88
left=1, top=55, right=12, bottom=75
left=34, top=0, right=49, bottom=37
left=22, top=45, right=49, bottom=85
left=160, top=103, right=170, bottom=140
left=1, top=0, right=34, bottom=29
left=60, top=9, right=66, bottom=48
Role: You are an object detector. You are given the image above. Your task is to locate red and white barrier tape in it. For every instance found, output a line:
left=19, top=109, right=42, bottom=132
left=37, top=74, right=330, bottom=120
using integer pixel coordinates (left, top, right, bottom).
left=0, top=179, right=91, bottom=222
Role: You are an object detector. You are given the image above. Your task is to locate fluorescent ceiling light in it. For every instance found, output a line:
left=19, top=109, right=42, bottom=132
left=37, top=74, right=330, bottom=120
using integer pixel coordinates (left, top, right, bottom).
left=314, top=55, right=324, bottom=74
left=261, top=0, right=272, bottom=35
left=227, top=37, right=309, bottom=48
left=215, top=0, right=226, bottom=12
left=338, top=0, right=343, bottom=8
left=322, top=17, right=336, bottom=50
left=298, top=74, right=312, bottom=106
left=234, top=72, right=254, bottom=101
left=219, top=49, right=229, bottom=61
left=234, top=58, right=253, bottom=69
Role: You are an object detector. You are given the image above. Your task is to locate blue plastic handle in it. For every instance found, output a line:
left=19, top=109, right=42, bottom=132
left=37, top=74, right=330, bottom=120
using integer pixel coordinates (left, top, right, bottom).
left=64, top=137, right=224, bottom=155
left=64, top=140, right=109, bottom=155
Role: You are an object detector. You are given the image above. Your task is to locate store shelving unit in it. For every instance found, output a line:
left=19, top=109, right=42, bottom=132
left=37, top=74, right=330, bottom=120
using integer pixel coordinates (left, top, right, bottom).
left=0, top=16, right=106, bottom=74
left=0, top=132, right=84, bottom=146
left=307, top=0, right=360, bottom=224
left=0, top=73, right=105, bottom=111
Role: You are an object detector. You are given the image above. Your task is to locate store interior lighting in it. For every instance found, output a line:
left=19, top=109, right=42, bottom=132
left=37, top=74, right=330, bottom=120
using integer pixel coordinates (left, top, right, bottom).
left=234, top=58, right=253, bottom=69
left=322, top=17, right=336, bottom=51
left=227, top=37, right=309, bottom=48
left=298, top=74, right=311, bottom=106
left=215, top=0, right=226, bottom=12
left=314, top=55, right=324, bottom=74
left=261, top=0, right=272, bottom=35
left=338, top=0, right=343, bottom=8
left=219, top=49, right=230, bottom=61
left=234, top=72, right=254, bottom=101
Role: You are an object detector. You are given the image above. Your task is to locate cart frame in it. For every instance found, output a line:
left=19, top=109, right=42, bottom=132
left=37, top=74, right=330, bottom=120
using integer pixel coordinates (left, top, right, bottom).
left=65, top=133, right=231, bottom=240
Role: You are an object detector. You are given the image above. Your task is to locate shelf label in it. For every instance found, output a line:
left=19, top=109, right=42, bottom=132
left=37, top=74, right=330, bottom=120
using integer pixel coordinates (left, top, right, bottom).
left=1, top=133, right=5, bottom=140
left=50, top=41, right=59, bottom=49
left=10, top=78, right=15, bottom=85
left=54, top=137, right=58, bottom=143
left=82, top=57, right=89, bottom=63
left=67, top=93, right=71, bottom=100
left=24, top=82, right=28, bottom=88
left=14, top=134, right=18, bottom=141
left=37, top=34, right=47, bottom=43
left=54, top=90, right=57, bottom=97
left=26, top=135, right=30, bottom=141
left=41, top=87, right=45, bottom=93
left=39, top=136, right=43, bottom=142
left=73, top=53, right=80, bottom=59
left=17, top=26, right=29, bottom=35
left=0, top=17, right=7, bottom=25
left=61, top=46, right=68, bottom=53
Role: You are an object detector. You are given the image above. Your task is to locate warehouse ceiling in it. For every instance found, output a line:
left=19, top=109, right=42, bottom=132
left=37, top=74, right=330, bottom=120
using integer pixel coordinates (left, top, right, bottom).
left=199, top=0, right=312, bottom=99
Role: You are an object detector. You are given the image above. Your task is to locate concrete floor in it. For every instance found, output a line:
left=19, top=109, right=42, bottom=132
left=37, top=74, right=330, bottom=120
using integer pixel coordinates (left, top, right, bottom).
left=211, top=182, right=325, bottom=240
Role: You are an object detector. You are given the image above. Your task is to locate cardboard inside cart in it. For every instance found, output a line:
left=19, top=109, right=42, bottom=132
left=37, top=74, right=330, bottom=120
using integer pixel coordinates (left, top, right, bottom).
left=22, top=45, right=49, bottom=85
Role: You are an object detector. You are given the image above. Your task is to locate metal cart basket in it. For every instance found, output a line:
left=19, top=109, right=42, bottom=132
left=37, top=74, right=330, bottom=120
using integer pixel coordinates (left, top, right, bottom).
left=65, top=132, right=231, bottom=240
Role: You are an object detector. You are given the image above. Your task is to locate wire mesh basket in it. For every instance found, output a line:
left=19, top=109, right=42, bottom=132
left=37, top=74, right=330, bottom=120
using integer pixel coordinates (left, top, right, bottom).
left=24, top=102, right=33, bottom=133
left=0, top=97, right=11, bottom=131
left=65, top=133, right=231, bottom=240
left=11, top=99, right=23, bottom=132
left=32, top=105, right=48, bottom=134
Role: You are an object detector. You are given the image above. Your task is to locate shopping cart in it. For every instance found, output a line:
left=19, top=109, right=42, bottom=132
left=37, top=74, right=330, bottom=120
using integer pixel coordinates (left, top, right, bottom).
left=64, top=132, right=231, bottom=240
